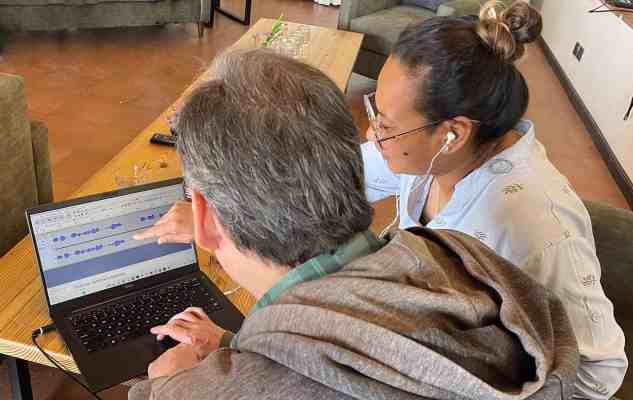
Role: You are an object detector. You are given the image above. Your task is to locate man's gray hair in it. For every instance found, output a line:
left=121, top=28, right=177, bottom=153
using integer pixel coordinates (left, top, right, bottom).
left=176, top=49, right=373, bottom=266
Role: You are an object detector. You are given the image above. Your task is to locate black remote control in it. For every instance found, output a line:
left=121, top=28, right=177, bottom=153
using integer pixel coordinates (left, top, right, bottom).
left=150, top=133, right=177, bottom=147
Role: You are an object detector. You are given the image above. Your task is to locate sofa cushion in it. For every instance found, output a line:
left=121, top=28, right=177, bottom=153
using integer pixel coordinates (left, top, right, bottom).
left=0, top=0, right=203, bottom=31
left=0, top=0, right=158, bottom=6
left=438, top=0, right=515, bottom=17
left=351, top=5, right=435, bottom=56
left=401, top=0, right=447, bottom=11
left=436, top=0, right=480, bottom=16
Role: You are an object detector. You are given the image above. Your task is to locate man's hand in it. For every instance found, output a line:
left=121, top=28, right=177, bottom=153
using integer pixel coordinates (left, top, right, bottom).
left=151, top=307, right=225, bottom=361
left=133, top=201, right=194, bottom=244
left=148, top=343, right=199, bottom=379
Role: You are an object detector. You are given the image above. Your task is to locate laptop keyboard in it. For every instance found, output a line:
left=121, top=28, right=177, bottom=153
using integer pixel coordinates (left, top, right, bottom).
left=68, top=277, right=223, bottom=353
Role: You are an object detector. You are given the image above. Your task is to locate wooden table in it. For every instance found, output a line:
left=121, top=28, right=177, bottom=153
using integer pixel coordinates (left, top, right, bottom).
left=0, top=19, right=363, bottom=399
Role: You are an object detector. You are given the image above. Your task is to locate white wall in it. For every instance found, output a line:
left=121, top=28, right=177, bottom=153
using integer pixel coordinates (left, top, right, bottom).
left=540, top=0, right=633, bottom=180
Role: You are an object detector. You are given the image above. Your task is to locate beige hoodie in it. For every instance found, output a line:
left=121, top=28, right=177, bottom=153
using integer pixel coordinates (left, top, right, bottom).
left=129, top=228, right=579, bottom=400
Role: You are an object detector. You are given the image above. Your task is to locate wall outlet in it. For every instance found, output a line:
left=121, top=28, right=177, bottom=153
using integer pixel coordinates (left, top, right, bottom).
left=573, top=42, right=584, bottom=61
left=577, top=44, right=584, bottom=61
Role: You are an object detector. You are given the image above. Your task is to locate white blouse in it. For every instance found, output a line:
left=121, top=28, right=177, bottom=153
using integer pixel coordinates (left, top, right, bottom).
left=362, top=120, right=627, bottom=399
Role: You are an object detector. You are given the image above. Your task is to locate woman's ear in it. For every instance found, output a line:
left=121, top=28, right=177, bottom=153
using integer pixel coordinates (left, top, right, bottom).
left=191, top=190, right=222, bottom=252
left=441, top=116, right=477, bottom=154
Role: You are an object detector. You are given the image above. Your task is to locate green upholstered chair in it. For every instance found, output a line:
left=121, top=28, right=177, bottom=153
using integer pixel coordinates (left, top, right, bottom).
left=584, top=200, right=633, bottom=400
left=0, top=73, right=53, bottom=256
left=338, top=0, right=513, bottom=79
left=0, top=0, right=211, bottom=36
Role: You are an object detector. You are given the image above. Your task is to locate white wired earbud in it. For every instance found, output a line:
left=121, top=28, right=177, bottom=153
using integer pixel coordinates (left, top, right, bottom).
left=379, top=131, right=457, bottom=238
left=443, top=131, right=457, bottom=153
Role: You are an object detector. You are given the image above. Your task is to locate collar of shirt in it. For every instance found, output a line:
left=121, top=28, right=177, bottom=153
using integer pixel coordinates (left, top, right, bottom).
left=455, top=120, right=535, bottom=188
left=231, top=230, right=385, bottom=347
left=400, top=120, right=536, bottom=228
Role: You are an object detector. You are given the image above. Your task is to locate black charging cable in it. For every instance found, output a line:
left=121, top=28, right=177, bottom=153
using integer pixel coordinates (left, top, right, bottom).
left=589, top=0, right=608, bottom=12
left=31, top=324, right=103, bottom=400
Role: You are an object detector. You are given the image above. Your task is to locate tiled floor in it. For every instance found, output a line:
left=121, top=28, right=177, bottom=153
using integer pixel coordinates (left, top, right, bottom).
left=0, top=0, right=629, bottom=398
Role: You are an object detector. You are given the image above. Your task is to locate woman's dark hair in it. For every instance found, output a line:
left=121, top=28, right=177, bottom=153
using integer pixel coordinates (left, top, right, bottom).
left=392, top=0, right=543, bottom=145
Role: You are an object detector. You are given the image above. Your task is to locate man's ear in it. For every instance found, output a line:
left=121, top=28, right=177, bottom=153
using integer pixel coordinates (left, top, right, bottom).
left=191, top=190, right=222, bottom=252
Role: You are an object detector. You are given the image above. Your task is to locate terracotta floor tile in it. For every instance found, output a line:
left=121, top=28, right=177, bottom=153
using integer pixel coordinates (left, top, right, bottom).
left=46, top=90, right=161, bottom=138
left=52, top=147, right=119, bottom=188
left=52, top=179, right=82, bottom=201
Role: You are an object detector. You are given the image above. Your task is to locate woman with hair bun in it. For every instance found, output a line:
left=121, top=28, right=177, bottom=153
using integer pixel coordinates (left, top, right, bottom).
left=363, top=1, right=626, bottom=398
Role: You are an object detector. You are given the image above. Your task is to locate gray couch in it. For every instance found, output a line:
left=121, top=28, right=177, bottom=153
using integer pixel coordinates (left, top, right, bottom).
left=0, top=0, right=210, bottom=35
left=585, top=201, right=633, bottom=400
left=338, top=0, right=511, bottom=79
left=0, top=73, right=53, bottom=256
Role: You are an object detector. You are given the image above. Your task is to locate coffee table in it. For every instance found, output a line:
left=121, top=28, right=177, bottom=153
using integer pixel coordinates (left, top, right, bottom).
left=0, top=18, right=363, bottom=400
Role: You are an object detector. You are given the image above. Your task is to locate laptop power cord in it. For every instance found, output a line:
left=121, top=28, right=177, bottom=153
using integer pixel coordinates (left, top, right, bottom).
left=31, top=324, right=104, bottom=400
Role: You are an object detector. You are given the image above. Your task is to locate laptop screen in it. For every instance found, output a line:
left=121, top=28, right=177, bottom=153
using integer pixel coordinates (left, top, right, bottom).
left=28, top=181, right=197, bottom=306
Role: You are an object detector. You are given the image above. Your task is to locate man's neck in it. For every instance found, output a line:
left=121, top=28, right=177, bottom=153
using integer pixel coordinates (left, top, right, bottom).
left=218, top=243, right=291, bottom=300
left=245, top=256, right=291, bottom=300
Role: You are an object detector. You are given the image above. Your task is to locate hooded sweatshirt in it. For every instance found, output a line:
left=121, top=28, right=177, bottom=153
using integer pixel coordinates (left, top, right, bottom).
left=129, top=228, right=579, bottom=400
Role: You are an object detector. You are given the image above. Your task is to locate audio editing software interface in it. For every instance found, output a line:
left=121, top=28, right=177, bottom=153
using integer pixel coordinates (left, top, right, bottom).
left=29, top=183, right=196, bottom=305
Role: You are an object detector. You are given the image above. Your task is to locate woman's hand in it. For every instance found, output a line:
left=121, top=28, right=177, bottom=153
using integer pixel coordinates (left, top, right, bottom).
left=133, top=201, right=194, bottom=244
left=150, top=307, right=225, bottom=361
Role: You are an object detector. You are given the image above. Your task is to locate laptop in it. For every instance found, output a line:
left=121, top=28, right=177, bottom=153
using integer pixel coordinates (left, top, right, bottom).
left=26, top=178, right=244, bottom=392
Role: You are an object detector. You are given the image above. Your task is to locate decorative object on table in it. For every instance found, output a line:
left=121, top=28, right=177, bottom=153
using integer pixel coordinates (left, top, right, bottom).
left=114, top=163, right=150, bottom=189
left=253, top=16, right=313, bottom=61
left=114, top=155, right=173, bottom=188
left=263, top=15, right=286, bottom=47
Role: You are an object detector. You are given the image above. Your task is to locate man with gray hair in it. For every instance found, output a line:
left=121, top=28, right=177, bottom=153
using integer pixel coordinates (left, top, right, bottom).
left=129, top=49, right=578, bottom=400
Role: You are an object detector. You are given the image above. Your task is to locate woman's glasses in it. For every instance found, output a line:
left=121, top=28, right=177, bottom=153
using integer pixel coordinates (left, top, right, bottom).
left=363, top=92, right=480, bottom=149
left=363, top=92, right=442, bottom=149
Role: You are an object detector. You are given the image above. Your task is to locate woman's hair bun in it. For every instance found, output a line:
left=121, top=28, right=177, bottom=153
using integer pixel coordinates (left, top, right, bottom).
left=476, top=1, right=543, bottom=63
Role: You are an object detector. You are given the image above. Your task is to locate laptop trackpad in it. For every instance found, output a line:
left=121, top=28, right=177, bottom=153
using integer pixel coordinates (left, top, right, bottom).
left=80, top=334, right=163, bottom=391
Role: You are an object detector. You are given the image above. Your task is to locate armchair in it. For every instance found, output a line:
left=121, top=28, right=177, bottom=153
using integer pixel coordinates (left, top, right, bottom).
left=0, top=73, right=53, bottom=256
left=338, top=0, right=513, bottom=79
left=584, top=200, right=633, bottom=400
left=0, top=0, right=211, bottom=36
